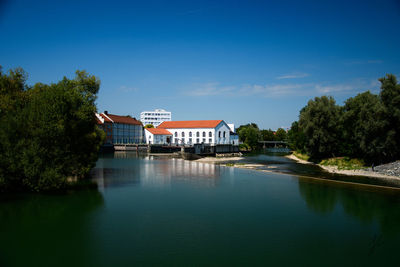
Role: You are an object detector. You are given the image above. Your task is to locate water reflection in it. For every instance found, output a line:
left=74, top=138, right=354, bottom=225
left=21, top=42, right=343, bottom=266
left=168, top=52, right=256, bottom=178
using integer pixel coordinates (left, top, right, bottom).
left=298, top=177, right=400, bottom=235
left=92, top=152, right=221, bottom=189
left=0, top=191, right=104, bottom=267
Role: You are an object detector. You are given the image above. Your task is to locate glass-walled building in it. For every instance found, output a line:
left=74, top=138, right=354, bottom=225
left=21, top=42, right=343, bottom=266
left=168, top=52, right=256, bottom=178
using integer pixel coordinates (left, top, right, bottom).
left=96, top=112, right=143, bottom=144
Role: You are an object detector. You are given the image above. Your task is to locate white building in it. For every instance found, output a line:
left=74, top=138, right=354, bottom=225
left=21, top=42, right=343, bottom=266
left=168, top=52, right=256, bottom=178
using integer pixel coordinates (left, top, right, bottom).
left=157, top=120, right=233, bottom=145
left=144, top=128, right=172, bottom=145
left=140, top=109, right=172, bottom=127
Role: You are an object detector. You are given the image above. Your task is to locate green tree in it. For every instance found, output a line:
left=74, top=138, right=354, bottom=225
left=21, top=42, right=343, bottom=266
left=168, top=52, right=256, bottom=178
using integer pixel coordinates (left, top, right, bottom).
left=0, top=67, right=104, bottom=192
left=379, top=74, right=400, bottom=161
left=275, top=128, right=287, bottom=141
left=299, top=96, right=342, bottom=160
left=342, top=91, right=386, bottom=163
left=287, top=121, right=306, bottom=152
left=144, top=124, right=154, bottom=128
left=237, top=123, right=261, bottom=150
left=261, top=129, right=275, bottom=141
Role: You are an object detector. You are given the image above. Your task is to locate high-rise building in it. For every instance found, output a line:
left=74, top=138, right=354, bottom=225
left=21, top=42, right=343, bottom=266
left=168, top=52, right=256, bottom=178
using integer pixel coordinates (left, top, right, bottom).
left=140, top=109, right=172, bottom=127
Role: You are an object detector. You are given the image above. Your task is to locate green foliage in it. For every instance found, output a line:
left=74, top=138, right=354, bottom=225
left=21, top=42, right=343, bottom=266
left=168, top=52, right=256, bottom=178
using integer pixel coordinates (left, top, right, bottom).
left=342, top=91, right=386, bottom=162
left=144, top=124, right=154, bottom=128
left=260, top=129, right=275, bottom=141
left=319, top=157, right=366, bottom=170
left=299, top=96, right=343, bottom=160
left=0, top=67, right=104, bottom=192
left=290, top=74, right=400, bottom=164
left=287, top=121, right=306, bottom=152
left=237, top=123, right=261, bottom=150
left=379, top=74, right=400, bottom=161
left=275, top=128, right=287, bottom=141
left=239, top=143, right=251, bottom=151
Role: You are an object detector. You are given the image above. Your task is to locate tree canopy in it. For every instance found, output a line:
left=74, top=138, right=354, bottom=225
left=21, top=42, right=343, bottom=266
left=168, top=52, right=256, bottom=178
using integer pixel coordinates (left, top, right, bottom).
left=289, top=74, right=400, bottom=164
left=0, top=67, right=104, bottom=192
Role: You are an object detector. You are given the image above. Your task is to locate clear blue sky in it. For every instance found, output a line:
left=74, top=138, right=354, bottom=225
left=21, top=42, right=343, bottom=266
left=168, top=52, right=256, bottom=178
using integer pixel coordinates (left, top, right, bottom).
left=1, top=0, right=399, bottom=129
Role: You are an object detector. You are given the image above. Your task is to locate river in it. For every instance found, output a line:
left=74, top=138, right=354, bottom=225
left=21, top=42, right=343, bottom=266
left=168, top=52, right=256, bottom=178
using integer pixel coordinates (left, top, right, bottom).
left=1, top=152, right=400, bottom=266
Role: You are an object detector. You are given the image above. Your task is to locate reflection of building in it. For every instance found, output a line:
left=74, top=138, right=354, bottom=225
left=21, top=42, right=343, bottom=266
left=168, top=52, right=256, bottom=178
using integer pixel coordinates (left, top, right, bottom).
left=141, top=157, right=220, bottom=187
left=96, top=111, right=144, bottom=144
left=144, top=128, right=172, bottom=144
left=157, top=120, right=233, bottom=145
left=140, top=109, right=172, bottom=127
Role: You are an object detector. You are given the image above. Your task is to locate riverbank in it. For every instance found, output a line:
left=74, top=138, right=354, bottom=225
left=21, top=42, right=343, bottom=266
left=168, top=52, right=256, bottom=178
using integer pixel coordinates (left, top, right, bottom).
left=195, top=156, right=245, bottom=163
left=286, top=153, right=400, bottom=180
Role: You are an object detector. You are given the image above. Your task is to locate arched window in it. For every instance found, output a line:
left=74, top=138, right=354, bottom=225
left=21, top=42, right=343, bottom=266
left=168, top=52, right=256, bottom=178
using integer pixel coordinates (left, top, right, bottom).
left=182, top=132, right=185, bottom=137
left=209, top=131, right=212, bottom=137
left=223, top=131, right=226, bottom=138
left=202, top=131, right=206, bottom=137
left=196, top=132, right=199, bottom=137
left=218, top=131, right=221, bottom=138
left=189, top=132, right=192, bottom=137
left=174, top=132, right=177, bottom=137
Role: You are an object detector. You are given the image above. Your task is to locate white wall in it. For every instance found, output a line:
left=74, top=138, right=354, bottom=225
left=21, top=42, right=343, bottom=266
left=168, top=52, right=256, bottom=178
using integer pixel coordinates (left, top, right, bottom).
left=144, top=130, right=171, bottom=144
left=165, top=121, right=232, bottom=145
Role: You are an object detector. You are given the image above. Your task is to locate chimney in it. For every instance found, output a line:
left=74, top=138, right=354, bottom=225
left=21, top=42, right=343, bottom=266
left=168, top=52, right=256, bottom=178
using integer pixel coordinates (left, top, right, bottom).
left=104, top=111, right=108, bottom=115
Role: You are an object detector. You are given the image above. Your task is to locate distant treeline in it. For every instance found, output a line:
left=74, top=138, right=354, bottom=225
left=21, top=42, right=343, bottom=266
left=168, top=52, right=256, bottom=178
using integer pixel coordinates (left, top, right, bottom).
left=0, top=67, right=104, bottom=192
left=236, top=123, right=288, bottom=150
left=287, top=74, right=400, bottom=164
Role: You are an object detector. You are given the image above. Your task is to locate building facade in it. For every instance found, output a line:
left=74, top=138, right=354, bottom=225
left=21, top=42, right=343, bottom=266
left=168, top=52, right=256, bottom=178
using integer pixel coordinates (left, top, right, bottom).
left=144, top=128, right=172, bottom=144
left=140, top=109, right=172, bottom=128
left=157, top=120, right=232, bottom=145
left=96, top=112, right=144, bottom=144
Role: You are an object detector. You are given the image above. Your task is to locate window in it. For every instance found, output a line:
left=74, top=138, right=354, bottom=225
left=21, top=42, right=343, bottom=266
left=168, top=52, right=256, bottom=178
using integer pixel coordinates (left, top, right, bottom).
left=218, top=131, right=221, bottom=138
left=202, top=138, right=206, bottom=143
left=209, top=131, right=212, bottom=137
left=196, top=138, right=200, bottom=143
left=223, top=131, right=226, bottom=138
left=209, top=138, right=212, bottom=143
left=189, top=132, right=192, bottom=137
left=202, top=131, right=206, bottom=137
left=182, top=132, right=185, bottom=137
left=196, top=132, right=199, bottom=137
left=189, top=138, right=192, bottom=144
left=175, top=132, right=177, bottom=137
left=175, top=138, right=178, bottom=144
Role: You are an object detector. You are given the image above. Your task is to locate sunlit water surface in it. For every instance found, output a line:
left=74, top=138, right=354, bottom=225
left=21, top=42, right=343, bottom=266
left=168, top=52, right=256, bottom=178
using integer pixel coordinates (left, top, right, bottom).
left=1, top=152, right=400, bottom=266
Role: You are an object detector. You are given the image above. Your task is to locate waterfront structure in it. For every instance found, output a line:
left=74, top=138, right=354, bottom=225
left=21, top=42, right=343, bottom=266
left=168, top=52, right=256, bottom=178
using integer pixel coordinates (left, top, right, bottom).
left=157, top=120, right=232, bottom=145
left=144, top=128, right=172, bottom=145
left=140, top=109, right=172, bottom=128
left=96, top=111, right=144, bottom=144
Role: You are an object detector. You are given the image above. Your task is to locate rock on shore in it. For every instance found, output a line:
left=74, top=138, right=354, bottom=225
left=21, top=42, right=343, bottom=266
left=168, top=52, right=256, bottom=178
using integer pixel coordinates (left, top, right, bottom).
left=373, top=161, right=400, bottom=178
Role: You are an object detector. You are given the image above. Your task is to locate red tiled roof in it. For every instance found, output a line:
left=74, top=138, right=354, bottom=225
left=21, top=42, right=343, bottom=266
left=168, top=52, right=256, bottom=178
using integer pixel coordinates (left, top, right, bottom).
left=95, top=116, right=103, bottom=125
left=158, top=120, right=223, bottom=129
left=99, top=113, right=113, bottom=123
left=146, top=128, right=172, bottom=135
left=102, top=113, right=142, bottom=125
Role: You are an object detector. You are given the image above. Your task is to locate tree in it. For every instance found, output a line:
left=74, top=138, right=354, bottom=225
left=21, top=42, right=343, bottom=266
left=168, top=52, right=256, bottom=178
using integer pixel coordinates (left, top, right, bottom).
left=275, top=128, right=287, bottom=141
left=287, top=121, right=306, bottom=152
left=342, top=91, right=386, bottom=163
left=261, top=129, right=275, bottom=141
left=144, top=124, right=154, bottom=128
left=0, top=67, right=104, bottom=192
left=299, top=96, right=342, bottom=160
left=379, top=74, right=400, bottom=161
left=237, top=123, right=261, bottom=150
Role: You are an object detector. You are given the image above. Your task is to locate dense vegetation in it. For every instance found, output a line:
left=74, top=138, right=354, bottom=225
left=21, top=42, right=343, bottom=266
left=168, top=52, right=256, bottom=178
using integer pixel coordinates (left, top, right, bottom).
left=0, top=67, right=105, bottom=192
left=237, top=123, right=287, bottom=150
left=288, top=74, right=400, bottom=164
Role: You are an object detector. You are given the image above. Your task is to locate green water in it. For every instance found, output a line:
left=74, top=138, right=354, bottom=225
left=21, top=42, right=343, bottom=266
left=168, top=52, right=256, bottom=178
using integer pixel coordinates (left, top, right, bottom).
left=1, top=152, right=400, bottom=266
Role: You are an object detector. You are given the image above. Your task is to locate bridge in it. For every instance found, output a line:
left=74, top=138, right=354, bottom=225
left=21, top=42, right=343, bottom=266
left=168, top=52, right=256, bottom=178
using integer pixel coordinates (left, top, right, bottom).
left=258, top=141, right=291, bottom=152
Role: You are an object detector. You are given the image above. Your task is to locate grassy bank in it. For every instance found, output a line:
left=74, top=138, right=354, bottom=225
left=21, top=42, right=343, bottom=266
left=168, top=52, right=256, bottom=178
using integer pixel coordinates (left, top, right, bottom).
left=292, top=151, right=367, bottom=170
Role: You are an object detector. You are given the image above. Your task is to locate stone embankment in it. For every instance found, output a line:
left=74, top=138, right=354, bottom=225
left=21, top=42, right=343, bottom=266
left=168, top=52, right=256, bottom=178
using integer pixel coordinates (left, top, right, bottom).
left=373, top=161, right=400, bottom=178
